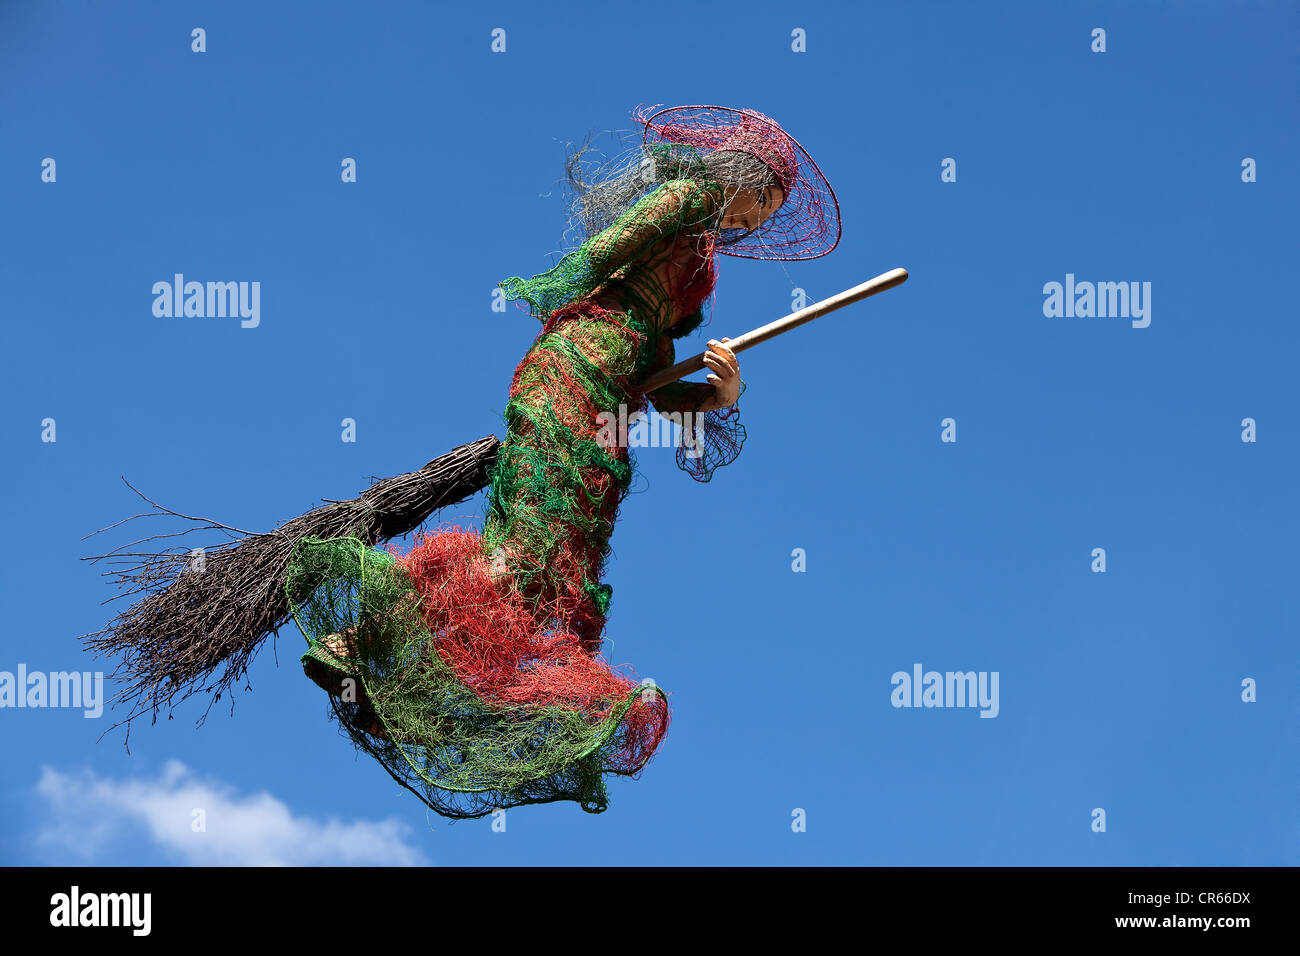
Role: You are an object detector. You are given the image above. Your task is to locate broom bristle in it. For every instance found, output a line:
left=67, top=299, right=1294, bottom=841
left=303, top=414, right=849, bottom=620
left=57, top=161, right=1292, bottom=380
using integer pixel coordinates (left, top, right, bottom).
left=81, top=436, right=500, bottom=744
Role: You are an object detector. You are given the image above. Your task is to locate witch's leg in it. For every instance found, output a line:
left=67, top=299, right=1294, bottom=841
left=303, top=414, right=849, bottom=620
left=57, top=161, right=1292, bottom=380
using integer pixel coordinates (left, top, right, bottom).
left=302, top=599, right=422, bottom=740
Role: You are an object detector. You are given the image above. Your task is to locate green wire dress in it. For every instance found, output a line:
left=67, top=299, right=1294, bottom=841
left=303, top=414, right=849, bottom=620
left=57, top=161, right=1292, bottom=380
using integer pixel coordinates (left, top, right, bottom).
left=286, top=174, right=747, bottom=819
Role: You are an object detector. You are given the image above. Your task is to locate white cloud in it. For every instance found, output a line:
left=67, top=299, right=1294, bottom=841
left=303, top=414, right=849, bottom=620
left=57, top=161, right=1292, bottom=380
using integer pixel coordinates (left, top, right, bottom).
left=34, top=760, right=430, bottom=866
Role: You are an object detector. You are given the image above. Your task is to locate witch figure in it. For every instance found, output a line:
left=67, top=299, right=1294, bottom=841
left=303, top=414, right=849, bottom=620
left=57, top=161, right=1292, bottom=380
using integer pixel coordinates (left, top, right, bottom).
left=227, top=105, right=840, bottom=818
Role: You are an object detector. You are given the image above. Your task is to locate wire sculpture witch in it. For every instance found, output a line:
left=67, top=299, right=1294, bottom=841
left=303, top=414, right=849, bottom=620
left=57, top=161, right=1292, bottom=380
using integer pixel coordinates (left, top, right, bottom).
left=84, top=104, right=854, bottom=819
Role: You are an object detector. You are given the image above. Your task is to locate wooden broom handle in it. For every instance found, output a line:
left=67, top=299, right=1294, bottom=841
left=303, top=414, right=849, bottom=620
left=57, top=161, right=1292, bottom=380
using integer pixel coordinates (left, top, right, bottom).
left=640, top=267, right=909, bottom=393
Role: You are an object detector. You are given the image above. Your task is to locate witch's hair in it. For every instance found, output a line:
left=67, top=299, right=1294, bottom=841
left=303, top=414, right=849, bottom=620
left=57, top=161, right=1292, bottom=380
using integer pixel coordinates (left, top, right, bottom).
left=558, top=127, right=782, bottom=249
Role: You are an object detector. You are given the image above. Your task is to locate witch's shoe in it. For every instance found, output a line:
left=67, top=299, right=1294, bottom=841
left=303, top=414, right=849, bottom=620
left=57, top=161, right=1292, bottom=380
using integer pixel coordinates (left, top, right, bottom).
left=302, top=636, right=389, bottom=739
left=302, top=635, right=355, bottom=696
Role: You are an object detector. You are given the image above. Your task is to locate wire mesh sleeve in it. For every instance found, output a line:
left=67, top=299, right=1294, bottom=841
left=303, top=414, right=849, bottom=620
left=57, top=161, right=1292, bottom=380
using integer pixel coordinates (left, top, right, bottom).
left=648, top=374, right=748, bottom=483
left=498, top=178, right=724, bottom=320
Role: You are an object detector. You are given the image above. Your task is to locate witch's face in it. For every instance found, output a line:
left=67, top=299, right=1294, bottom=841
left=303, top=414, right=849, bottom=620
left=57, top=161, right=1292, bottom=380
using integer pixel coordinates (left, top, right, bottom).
left=717, top=185, right=785, bottom=233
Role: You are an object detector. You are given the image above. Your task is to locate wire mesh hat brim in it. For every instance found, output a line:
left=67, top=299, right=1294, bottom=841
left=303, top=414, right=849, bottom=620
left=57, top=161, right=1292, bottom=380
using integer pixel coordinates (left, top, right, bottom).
left=634, top=103, right=842, bottom=261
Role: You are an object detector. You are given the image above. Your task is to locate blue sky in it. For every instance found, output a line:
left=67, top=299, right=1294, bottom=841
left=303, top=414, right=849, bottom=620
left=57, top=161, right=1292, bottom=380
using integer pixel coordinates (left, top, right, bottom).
left=1, top=0, right=1295, bottom=865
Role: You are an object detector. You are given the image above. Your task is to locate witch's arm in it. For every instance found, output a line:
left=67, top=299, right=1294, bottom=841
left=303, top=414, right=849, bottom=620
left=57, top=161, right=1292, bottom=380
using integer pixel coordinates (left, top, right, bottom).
left=644, top=335, right=746, bottom=483
left=646, top=336, right=742, bottom=415
left=499, top=178, right=723, bottom=318
left=587, top=178, right=723, bottom=275
left=648, top=379, right=714, bottom=414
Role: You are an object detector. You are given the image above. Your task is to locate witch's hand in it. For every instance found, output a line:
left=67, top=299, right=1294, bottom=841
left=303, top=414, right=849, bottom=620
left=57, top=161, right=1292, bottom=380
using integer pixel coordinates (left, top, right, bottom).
left=701, top=338, right=740, bottom=410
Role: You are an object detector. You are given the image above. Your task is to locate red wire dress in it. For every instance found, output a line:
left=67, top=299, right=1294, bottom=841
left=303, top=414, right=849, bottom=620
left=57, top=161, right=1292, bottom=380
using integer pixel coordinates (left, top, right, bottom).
left=288, top=178, right=746, bottom=819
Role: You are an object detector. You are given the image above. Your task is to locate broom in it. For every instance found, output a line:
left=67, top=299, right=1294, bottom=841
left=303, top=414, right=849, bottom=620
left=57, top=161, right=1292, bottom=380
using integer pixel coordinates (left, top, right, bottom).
left=81, top=436, right=500, bottom=742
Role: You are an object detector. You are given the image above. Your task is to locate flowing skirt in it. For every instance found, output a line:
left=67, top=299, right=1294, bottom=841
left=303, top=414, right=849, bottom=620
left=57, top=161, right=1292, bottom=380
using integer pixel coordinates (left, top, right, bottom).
left=287, top=303, right=670, bottom=818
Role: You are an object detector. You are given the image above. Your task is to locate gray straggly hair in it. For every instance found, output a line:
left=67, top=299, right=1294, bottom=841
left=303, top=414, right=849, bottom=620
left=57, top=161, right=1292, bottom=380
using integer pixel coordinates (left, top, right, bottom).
left=556, top=126, right=783, bottom=250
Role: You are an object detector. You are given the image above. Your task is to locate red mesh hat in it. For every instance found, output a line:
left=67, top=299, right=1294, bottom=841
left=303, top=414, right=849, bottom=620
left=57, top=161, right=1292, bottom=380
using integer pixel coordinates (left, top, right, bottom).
left=633, top=103, right=842, bottom=260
